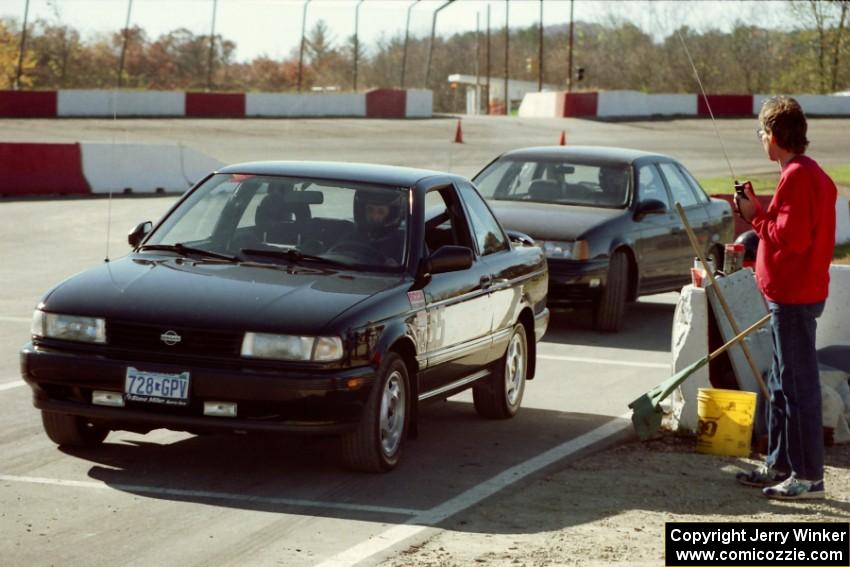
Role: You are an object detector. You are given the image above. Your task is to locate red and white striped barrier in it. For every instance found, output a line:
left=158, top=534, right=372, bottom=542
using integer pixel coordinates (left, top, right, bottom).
left=0, top=142, right=222, bottom=197
left=520, top=90, right=850, bottom=119
left=0, top=89, right=432, bottom=119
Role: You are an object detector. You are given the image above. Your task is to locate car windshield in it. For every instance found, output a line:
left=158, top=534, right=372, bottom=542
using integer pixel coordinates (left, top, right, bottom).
left=474, top=158, right=631, bottom=209
left=144, top=173, right=410, bottom=272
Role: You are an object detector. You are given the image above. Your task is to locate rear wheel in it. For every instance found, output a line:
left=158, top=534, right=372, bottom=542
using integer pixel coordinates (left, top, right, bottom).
left=341, top=352, right=409, bottom=472
left=594, top=251, right=628, bottom=333
left=41, top=411, right=108, bottom=447
left=473, top=323, right=527, bottom=419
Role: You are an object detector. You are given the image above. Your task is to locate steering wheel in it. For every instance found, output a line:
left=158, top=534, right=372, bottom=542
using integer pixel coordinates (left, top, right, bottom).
left=326, top=240, right=388, bottom=263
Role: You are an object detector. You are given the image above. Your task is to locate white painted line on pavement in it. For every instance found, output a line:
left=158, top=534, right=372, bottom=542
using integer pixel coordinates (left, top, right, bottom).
left=0, top=474, right=423, bottom=516
left=314, top=414, right=634, bottom=567
left=538, top=354, right=669, bottom=369
left=0, top=381, right=26, bottom=392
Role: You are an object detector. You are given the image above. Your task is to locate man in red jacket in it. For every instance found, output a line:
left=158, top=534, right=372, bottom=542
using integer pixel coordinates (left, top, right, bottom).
left=734, top=96, right=837, bottom=500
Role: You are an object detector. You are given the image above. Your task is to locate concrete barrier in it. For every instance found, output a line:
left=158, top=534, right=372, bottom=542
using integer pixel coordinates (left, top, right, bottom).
left=518, top=92, right=559, bottom=118
left=58, top=90, right=185, bottom=117
left=246, top=93, right=366, bottom=117
left=406, top=90, right=433, bottom=118
left=365, top=89, right=406, bottom=118
left=837, top=197, right=850, bottom=244
left=80, top=142, right=222, bottom=194
left=0, top=142, right=90, bottom=195
left=817, top=265, right=850, bottom=350
left=754, top=94, right=850, bottom=116
left=0, top=90, right=57, bottom=117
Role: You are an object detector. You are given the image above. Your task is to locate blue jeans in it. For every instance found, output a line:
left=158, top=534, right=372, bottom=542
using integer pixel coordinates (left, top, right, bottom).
left=764, top=301, right=825, bottom=481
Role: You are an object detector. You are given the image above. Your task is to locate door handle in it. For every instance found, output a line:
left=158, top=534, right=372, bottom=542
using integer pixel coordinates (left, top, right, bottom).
left=671, top=227, right=682, bottom=235
left=479, top=275, right=493, bottom=288
left=701, top=221, right=709, bottom=228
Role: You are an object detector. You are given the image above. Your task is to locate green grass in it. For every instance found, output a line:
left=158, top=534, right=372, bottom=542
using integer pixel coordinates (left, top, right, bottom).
left=699, top=162, right=850, bottom=197
left=698, top=173, right=779, bottom=196
left=824, top=164, right=850, bottom=187
left=835, top=242, right=850, bottom=265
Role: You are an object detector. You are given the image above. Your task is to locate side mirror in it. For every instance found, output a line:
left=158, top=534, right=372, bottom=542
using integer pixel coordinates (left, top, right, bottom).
left=505, top=229, right=535, bottom=247
left=427, top=245, right=473, bottom=275
left=634, top=199, right=667, bottom=219
left=128, top=221, right=152, bottom=248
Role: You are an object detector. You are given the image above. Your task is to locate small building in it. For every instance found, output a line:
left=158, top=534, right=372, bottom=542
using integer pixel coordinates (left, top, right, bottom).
left=448, top=73, right=561, bottom=114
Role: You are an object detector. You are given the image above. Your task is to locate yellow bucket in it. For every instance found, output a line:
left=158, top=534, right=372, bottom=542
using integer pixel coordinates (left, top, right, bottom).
left=696, top=388, right=757, bottom=457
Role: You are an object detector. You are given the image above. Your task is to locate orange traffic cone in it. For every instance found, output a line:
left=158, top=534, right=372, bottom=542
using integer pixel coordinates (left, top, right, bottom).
left=559, top=130, right=566, bottom=146
left=454, top=119, right=464, bottom=144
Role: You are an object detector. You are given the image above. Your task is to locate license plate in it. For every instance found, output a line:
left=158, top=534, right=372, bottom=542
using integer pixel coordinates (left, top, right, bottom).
left=125, top=367, right=190, bottom=406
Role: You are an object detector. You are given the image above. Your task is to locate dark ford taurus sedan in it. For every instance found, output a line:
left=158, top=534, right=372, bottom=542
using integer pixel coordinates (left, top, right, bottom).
left=473, top=146, right=733, bottom=332
left=21, top=162, right=549, bottom=471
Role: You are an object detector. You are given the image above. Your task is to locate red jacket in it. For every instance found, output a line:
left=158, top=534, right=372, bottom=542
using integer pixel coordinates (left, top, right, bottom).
left=751, top=155, right=836, bottom=304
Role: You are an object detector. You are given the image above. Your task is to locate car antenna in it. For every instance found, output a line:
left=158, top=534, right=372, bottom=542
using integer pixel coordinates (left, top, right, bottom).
left=675, top=29, right=737, bottom=183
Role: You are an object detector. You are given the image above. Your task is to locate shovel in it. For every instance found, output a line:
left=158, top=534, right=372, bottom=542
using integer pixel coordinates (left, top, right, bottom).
left=628, top=313, right=771, bottom=440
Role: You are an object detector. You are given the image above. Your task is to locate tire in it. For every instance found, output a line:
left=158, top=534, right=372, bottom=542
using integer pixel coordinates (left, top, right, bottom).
left=341, top=352, right=409, bottom=472
left=473, top=323, right=527, bottom=419
left=41, top=411, right=108, bottom=447
left=593, top=251, right=628, bottom=333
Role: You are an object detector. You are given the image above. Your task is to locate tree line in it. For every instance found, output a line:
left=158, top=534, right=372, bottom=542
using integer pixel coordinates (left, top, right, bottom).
left=1, top=0, right=847, bottom=113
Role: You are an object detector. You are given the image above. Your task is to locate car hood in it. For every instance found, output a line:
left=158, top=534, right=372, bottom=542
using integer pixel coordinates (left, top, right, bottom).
left=487, top=200, right=627, bottom=240
left=41, top=255, right=402, bottom=335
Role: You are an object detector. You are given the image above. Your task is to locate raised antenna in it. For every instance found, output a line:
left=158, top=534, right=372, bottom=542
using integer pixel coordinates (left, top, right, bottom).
left=676, top=29, right=737, bottom=182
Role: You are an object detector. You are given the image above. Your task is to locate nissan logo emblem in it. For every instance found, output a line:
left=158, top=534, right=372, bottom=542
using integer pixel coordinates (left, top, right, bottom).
left=160, top=330, right=182, bottom=346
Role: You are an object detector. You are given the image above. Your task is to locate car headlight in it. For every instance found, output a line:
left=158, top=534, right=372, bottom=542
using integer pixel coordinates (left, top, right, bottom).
left=31, top=310, right=107, bottom=343
left=241, top=333, right=344, bottom=362
left=537, top=239, right=589, bottom=260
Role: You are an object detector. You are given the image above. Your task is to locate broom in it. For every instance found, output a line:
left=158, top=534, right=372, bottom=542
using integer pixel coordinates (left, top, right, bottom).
left=628, top=312, right=771, bottom=440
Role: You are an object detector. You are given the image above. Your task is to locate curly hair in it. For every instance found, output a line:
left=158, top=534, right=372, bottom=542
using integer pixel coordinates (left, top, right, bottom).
left=758, top=96, right=809, bottom=154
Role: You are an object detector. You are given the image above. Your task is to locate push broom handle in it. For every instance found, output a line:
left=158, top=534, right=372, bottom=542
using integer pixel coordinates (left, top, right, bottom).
left=675, top=203, right=770, bottom=398
left=708, top=312, right=771, bottom=363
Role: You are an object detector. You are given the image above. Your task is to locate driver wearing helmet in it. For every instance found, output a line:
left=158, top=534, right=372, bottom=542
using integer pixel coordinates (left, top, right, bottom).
left=597, top=166, right=628, bottom=206
left=346, top=189, right=406, bottom=265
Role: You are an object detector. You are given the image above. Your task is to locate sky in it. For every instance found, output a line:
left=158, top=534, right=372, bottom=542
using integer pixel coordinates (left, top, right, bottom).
left=0, top=0, right=798, bottom=62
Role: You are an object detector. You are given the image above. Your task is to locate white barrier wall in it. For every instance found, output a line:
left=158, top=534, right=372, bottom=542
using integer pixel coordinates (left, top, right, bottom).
left=754, top=94, right=850, bottom=116
left=58, top=90, right=185, bottom=117
left=80, top=142, right=222, bottom=193
left=596, top=91, right=697, bottom=117
left=245, top=93, right=366, bottom=117
left=817, top=265, right=850, bottom=350
left=645, top=93, right=698, bottom=116
left=406, top=90, right=433, bottom=118
left=837, top=197, right=850, bottom=244
left=518, top=92, right=559, bottom=118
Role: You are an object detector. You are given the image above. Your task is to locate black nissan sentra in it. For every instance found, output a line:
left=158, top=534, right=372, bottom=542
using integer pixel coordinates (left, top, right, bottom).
left=22, top=162, right=549, bottom=471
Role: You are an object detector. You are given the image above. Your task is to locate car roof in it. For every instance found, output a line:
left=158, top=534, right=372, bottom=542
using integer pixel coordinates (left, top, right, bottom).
left=217, top=161, right=460, bottom=188
left=497, top=145, right=674, bottom=166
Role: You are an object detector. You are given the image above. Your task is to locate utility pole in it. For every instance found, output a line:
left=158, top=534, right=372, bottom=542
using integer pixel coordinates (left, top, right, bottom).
left=400, top=0, right=419, bottom=88
left=206, top=0, right=218, bottom=92
left=297, top=0, right=311, bottom=92
left=353, top=0, right=365, bottom=91
left=503, top=0, right=509, bottom=115
left=475, top=12, right=481, bottom=114
left=117, top=0, right=134, bottom=88
left=567, top=0, right=574, bottom=92
left=485, top=4, right=491, bottom=114
left=14, top=0, right=31, bottom=90
left=537, top=0, right=543, bottom=91
left=424, top=0, right=454, bottom=88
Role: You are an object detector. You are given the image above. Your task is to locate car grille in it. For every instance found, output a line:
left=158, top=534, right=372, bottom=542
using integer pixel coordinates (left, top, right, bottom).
left=107, top=321, right=243, bottom=358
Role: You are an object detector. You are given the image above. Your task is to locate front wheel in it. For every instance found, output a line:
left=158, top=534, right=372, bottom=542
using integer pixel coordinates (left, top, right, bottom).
left=341, top=352, right=409, bottom=472
left=593, top=251, right=628, bottom=333
left=473, top=323, right=528, bottom=419
left=41, top=411, right=109, bottom=447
